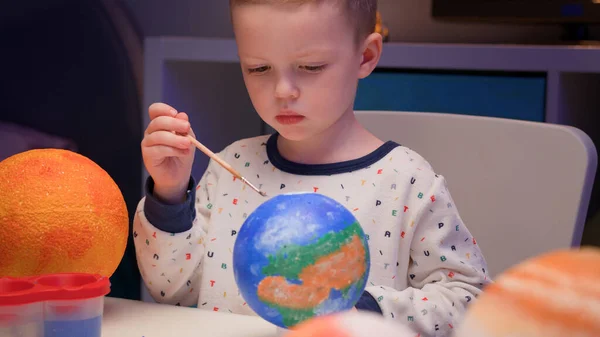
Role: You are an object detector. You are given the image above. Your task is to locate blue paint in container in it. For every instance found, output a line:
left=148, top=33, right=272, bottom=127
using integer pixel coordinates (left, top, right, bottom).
left=44, top=315, right=102, bottom=337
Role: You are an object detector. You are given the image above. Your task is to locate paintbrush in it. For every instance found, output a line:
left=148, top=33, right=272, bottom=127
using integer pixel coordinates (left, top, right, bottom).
left=187, top=135, right=267, bottom=197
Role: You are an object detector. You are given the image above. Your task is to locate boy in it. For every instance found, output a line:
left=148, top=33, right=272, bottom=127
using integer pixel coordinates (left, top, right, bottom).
left=134, top=0, right=491, bottom=336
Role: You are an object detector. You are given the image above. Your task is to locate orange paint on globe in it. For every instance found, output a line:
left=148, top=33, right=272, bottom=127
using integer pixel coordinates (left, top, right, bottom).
left=257, top=235, right=367, bottom=309
left=0, top=149, right=128, bottom=277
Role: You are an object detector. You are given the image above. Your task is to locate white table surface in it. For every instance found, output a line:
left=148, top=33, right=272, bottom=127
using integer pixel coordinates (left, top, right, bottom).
left=101, top=297, right=280, bottom=337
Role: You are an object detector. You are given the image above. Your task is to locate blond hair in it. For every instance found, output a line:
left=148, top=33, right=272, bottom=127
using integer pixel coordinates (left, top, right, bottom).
left=229, top=0, right=378, bottom=41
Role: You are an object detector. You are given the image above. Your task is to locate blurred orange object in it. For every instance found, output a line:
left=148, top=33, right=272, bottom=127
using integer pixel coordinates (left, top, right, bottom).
left=454, top=247, right=600, bottom=337
left=284, top=311, right=416, bottom=337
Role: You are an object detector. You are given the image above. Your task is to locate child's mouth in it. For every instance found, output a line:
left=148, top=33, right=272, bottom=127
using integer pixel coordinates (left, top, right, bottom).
left=275, top=115, right=305, bottom=125
left=276, top=110, right=305, bottom=125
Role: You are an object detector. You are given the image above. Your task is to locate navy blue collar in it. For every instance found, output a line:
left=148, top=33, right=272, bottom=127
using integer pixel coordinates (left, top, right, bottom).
left=266, top=133, right=400, bottom=176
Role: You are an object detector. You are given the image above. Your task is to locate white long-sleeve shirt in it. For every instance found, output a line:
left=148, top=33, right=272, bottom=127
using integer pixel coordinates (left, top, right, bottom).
left=133, top=133, right=491, bottom=336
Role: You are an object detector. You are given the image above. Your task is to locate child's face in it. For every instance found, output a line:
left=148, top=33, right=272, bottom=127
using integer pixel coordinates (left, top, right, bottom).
left=232, top=3, right=371, bottom=141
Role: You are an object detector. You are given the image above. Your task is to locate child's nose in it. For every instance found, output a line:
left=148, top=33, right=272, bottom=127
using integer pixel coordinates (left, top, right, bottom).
left=274, top=75, right=299, bottom=100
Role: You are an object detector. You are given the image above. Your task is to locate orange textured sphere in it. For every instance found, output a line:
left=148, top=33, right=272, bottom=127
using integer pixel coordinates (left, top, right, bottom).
left=454, top=247, right=600, bottom=337
left=0, top=149, right=128, bottom=277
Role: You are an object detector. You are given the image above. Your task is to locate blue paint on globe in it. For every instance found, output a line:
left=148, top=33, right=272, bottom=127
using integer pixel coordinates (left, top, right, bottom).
left=233, top=192, right=370, bottom=329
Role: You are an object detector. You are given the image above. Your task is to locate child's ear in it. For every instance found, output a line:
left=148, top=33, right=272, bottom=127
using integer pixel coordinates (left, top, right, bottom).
left=358, top=32, right=383, bottom=79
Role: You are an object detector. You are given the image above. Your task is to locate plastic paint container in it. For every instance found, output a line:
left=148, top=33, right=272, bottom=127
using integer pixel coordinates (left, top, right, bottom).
left=0, top=273, right=110, bottom=337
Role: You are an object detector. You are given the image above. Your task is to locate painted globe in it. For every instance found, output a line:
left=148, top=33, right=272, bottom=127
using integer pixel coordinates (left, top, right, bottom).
left=0, top=149, right=129, bottom=277
left=233, top=193, right=370, bottom=329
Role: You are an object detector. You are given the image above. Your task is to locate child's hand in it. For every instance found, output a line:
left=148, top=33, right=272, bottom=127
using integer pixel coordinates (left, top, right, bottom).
left=141, top=103, right=195, bottom=204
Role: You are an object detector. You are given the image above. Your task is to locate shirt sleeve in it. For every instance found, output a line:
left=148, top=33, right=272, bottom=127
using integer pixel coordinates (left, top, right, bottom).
left=132, top=157, right=223, bottom=307
left=364, top=173, right=491, bottom=337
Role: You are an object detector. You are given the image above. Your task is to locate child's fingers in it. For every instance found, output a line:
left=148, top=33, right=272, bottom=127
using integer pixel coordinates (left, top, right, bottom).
left=143, top=144, right=190, bottom=160
left=142, top=130, right=191, bottom=150
left=175, top=112, right=189, bottom=122
left=145, top=116, right=191, bottom=136
left=148, top=102, right=178, bottom=120
left=174, top=113, right=193, bottom=137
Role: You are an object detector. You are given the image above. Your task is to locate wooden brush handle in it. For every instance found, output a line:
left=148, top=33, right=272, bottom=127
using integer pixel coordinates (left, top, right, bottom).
left=187, top=135, right=242, bottom=179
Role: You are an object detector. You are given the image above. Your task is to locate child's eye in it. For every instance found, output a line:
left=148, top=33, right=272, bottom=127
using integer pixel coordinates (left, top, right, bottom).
left=247, top=66, right=270, bottom=74
left=300, top=65, right=326, bottom=73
